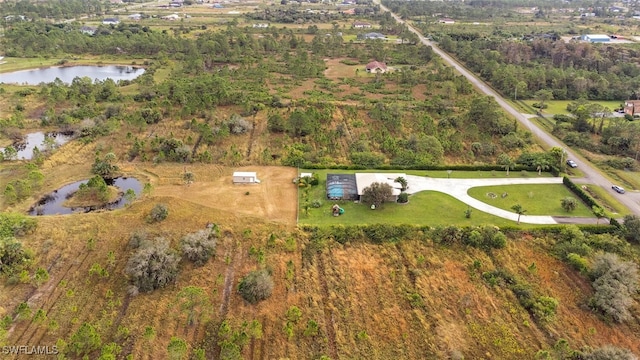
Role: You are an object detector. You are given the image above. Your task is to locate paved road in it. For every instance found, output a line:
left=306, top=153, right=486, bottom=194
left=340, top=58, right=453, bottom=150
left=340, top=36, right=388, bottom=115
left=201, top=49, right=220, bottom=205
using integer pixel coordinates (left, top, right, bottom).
left=405, top=175, right=564, bottom=224
left=376, top=1, right=640, bottom=217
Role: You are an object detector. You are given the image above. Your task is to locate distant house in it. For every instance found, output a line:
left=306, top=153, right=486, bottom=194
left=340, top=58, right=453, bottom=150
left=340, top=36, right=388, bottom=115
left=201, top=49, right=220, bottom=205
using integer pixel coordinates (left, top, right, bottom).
left=580, top=12, right=596, bottom=17
left=581, top=34, right=610, bottom=42
left=358, top=32, right=386, bottom=40
left=341, top=8, right=356, bottom=15
left=439, top=18, right=455, bottom=24
left=170, top=2, right=182, bottom=7
left=252, top=23, right=269, bottom=28
left=162, top=14, right=180, bottom=21
left=80, top=26, right=97, bottom=35
left=212, top=3, right=224, bottom=8
left=624, top=100, right=640, bottom=116
left=352, top=21, right=371, bottom=28
left=128, top=13, right=142, bottom=20
left=365, top=61, right=387, bottom=73
left=102, top=17, right=120, bottom=25
left=233, top=172, right=260, bottom=184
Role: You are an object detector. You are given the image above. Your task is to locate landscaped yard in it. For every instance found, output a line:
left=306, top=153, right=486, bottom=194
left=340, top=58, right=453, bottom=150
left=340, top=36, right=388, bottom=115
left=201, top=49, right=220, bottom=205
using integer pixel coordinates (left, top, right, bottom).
left=467, top=184, right=594, bottom=216
left=522, top=100, right=623, bottom=115
left=299, top=190, right=518, bottom=227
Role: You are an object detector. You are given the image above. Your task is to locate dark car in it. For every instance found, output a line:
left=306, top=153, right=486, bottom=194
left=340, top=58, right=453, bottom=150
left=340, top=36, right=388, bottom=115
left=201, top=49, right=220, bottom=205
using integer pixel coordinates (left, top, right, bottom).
left=612, top=185, right=625, bottom=194
left=566, top=159, right=578, bottom=168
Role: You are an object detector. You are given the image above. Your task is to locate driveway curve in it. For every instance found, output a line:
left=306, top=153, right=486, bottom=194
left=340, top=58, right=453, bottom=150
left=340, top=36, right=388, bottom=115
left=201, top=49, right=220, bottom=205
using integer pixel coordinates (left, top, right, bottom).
left=405, top=175, right=563, bottom=224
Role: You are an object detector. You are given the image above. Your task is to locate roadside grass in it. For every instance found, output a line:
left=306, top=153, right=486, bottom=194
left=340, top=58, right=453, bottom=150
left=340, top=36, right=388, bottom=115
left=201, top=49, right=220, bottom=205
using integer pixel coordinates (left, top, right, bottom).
left=522, top=100, right=623, bottom=115
left=582, top=184, right=632, bottom=217
left=611, top=169, right=640, bottom=191
left=467, top=184, right=594, bottom=217
left=299, top=189, right=517, bottom=227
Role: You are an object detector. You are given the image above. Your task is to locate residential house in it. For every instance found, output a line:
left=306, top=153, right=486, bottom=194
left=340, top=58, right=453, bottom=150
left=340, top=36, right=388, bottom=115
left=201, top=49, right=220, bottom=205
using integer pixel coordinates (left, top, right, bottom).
left=162, top=14, right=180, bottom=21
left=352, top=21, right=371, bottom=28
left=358, top=32, right=386, bottom=40
left=365, top=61, right=387, bottom=73
left=102, top=17, right=120, bottom=25
left=233, top=172, right=260, bottom=184
left=341, top=8, right=356, bottom=15
left=252, top=23, right=269, bottom=28
left=80, top=26, right=97, bottom=35
left=624, top=100, right=640, bottom=116
left=128, top=13, right=142, bottom=20
left=439, top=18, right=455, bottom=24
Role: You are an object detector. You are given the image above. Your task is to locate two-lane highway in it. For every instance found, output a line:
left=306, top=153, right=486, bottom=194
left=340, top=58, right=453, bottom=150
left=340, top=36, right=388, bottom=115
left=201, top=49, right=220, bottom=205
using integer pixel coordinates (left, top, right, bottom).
left=376, top=1, right=640, bottom=216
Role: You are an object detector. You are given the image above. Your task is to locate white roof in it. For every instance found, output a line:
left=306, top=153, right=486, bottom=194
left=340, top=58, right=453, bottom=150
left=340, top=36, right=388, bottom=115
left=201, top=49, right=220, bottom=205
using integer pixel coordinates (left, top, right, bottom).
left=585, top=34, right=610, bottom=39
left=355, top=173, right=405, bottom=196
left=300, top=172, right=313, bottom=178
left=233, top=171, right=257, bottom=177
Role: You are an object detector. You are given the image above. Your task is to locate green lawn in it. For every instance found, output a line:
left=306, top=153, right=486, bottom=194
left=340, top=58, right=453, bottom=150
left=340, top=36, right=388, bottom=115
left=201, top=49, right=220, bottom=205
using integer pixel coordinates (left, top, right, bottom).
left=467, top=184, right=594, bottom=217
left=522, top=100, right=623, bottom=115
left=302, top=169, right=549, bottom=180
left=299, top=190, right=518, bottom=227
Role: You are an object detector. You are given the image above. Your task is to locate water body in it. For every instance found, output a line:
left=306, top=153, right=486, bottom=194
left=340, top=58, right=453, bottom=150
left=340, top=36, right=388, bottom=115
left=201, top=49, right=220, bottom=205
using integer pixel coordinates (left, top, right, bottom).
left=0, top=65, right=144, bottom=85
left=29, top=177, right=142, bottom=216
left=0, top=132, right=74, bottom=160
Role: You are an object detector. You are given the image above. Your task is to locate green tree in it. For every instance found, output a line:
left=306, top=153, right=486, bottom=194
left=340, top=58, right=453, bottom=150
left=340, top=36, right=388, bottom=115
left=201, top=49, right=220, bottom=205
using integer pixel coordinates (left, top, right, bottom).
left=3, top=184, right=17, bottom=204
left=180, top=229, right=217, bottom=267
left=394, top=176, right=408, bottom=191
left=561, top=197, right=578, bottom=212
left=167, top=337, right=188, bottom=360
left=511, top=204, right=527, bottom=224
left=361, top=182, right=393, bottom=209
left=125, top=238, right=180, bottom=292
left=534, top=89, right=554, bottom=109
left=68, top=322, right=102, bottom=356
left=91, top=152, right=119, bottom=178
left=172, top=286, right=210, bottom=326
left=3, top=146, right=17, bottom=161
left=532, top=156, right=550, bottom=176
left=124, top=189, right=136, bottom=206
left=592, top=206, right=606, bottom=225
left=622, top=215, right=640, bottom=243
left=497, top=153, right=515, bottom=176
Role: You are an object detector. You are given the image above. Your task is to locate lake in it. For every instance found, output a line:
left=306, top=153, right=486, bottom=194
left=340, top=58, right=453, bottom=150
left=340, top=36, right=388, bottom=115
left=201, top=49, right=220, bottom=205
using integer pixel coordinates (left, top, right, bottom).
left=29, top=177, right=142, bottom=216
left=1, top=132, right=74, bottom=160
left=0, top=65, right=144, bottom=85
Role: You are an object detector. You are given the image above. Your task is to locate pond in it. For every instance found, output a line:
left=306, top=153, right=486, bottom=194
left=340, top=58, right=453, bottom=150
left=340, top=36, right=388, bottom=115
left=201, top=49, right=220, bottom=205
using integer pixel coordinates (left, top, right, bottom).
left=29, top=177, right=142, bottom=216
left=1, top=132, right=74, bottom=160
left=0, top=65, right=145, bottom=85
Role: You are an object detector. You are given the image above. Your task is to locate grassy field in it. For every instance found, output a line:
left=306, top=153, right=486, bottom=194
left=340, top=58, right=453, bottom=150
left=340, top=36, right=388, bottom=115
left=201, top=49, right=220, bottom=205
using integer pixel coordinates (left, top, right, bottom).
left=467, top=184, right=594, bottom=217
left=522, top=100, right=623, bottom=115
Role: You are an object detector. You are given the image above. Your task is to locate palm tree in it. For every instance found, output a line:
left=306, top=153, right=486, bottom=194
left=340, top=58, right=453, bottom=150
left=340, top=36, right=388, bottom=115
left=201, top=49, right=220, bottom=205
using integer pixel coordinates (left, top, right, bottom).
left=498, top=153, right=515, bottom=176
left=593, top=206, right=606, bottom=225
left=394, top=177, right=408, bottom=191
left=533, top=156, right=550, bottom=176
left=511, top=204, right=527, bottom=225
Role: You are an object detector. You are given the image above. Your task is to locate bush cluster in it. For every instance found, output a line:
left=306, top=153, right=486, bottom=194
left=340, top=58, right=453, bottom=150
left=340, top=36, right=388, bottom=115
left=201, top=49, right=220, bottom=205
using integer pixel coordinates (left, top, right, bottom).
left=125, top=238, right=180, bottom=293
left=238, top=269, right=274, bottom=304
left=180, top=229, right=217, bottom=267
left=147, top=204, right=169, bottom=223
left=589, top=253, right=638, bottom=322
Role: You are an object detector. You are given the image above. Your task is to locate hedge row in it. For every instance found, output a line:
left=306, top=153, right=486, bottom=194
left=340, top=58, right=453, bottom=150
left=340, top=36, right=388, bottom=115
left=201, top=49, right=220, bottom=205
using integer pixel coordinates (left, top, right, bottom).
left=301, top=164, right=545, bottom=172
left=302, top=222, right=617, bottom=245
left=562, top=176, right=601, bottom=211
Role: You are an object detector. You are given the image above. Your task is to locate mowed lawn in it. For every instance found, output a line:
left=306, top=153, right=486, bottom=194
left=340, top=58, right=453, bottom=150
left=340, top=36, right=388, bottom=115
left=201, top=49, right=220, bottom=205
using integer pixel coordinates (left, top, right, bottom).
left=522, top=100, right=623, bottom=115
left=467, top=184, right=594, bottom=217
left=299, top=190, right=518, bottom=227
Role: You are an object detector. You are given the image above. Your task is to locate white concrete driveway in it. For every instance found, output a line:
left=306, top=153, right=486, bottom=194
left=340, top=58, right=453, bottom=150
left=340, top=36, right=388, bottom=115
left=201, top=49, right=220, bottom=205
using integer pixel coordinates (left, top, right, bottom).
left=405, top=175, right=564, bottom=224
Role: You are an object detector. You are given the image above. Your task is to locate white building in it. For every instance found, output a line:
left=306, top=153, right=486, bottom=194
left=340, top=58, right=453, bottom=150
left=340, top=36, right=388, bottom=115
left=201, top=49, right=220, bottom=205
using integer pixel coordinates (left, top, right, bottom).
left=233, top=172, right=260, bottom=184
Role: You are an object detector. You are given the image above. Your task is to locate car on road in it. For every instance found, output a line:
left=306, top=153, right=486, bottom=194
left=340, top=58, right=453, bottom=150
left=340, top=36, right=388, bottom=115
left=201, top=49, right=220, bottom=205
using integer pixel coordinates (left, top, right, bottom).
left=566, top=159, right=578, bottom=168
left=612, top=185, right=625, bottom=194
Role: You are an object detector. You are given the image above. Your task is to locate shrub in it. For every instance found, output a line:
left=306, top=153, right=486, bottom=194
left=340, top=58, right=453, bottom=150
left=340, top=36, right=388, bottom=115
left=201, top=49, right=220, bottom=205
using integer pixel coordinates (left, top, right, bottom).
left=566, top=253, right=588, bottom=273
left=397, top=192, right=409, bottom=203
left=125, top=238, right=180, bottom=293
left=590, top=253, right=639, bottom=322
left=584, top=346, right=637, bottom=360
left=622, top=215, right=640, bottom=243
left=148, top=204, right=169, bottom=223
left=0, top=237, right=32, bottom=274
left=361, top=182, right=393, bottom=208
left=0, top=213, right=37, bottom=238
left=181, top=229, right=217, bottom=267
left=561, top=197, right=578, bottom=212
left=227, top=114, right=253, bottom=134
left=128, top=231, right=148, bottom=249
left=67, top=322, right=102, bottom=357
left=238, top=269, right=274, bottom=304
left=562, top=177, right=599, bottom=210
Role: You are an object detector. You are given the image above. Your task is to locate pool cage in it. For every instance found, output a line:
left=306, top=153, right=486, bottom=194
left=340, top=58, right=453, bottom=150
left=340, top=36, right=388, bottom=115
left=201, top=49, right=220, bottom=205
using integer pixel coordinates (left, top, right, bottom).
left=326, top=174, right=358, bottom=201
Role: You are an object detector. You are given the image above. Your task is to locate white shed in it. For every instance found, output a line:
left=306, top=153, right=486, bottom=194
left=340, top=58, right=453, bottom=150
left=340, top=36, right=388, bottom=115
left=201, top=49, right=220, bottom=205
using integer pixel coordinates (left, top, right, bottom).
left=233, top=171, right=260, bottom=184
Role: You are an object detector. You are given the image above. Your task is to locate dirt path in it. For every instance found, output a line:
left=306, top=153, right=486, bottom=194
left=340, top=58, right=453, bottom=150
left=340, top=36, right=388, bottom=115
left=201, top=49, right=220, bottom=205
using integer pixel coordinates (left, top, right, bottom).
left=316, top=252, right=339, bottom=360
left=219, top=244, right=239, bottom=317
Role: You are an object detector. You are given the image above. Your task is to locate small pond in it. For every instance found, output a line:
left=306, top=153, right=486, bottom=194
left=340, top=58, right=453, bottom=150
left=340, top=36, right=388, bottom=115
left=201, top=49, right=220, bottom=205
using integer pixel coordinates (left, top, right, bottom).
left=1, top=132, right=74, bottom=160
left=0, top=65, right=145, bottom=85
left=29, top=177, right=142, bottom=216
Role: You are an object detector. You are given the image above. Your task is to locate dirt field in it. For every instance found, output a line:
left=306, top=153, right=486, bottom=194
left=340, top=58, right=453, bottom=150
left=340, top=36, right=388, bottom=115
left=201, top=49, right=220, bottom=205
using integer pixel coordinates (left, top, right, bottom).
left=152, top=165, right=298, bottom=226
